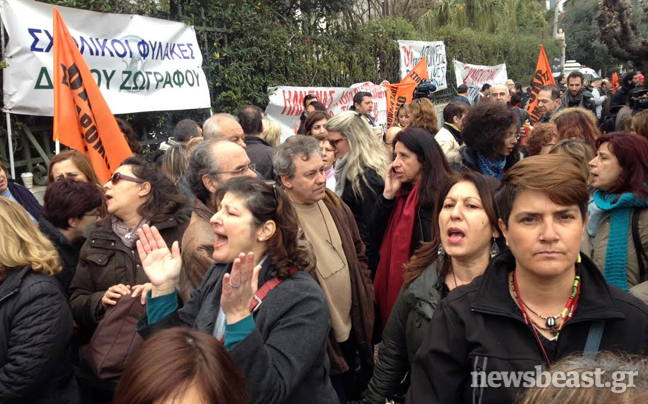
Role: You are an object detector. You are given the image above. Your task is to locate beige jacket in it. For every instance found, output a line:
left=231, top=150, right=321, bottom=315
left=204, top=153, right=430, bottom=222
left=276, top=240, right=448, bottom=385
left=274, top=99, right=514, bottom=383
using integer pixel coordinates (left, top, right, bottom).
left=179, top=199, right=215, bottom=302
left=435, top=127, right=462, bottom=164
left=581, top=207, right=648, bottom=304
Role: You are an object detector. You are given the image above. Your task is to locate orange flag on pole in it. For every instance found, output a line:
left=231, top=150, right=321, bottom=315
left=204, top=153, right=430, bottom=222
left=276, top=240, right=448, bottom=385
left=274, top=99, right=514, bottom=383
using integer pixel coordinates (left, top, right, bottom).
left=612, top=72, right=619, bottom=94
left=384, top=57, right=429, bottom=127
left=53, top=8, right=133, bottom=184
left=525, top=45, right=556, bottom=123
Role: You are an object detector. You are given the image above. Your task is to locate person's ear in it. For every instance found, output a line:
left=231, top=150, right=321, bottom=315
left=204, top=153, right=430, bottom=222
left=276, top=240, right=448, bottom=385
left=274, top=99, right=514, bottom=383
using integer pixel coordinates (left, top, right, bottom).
left=202, top=174, right=218, bottom=194
left=452, top=115, right=461, bottom=126
left=138, top=181, right=152, bottom=197
left=256, top=220, right=276, bottom=242
left=498, top=218, right=509, bottom=245
left=280, top=175, right=293, bottom=190
left=68, top=217, right=80, bottom=229
left=556, top=98, right=562, bottom=106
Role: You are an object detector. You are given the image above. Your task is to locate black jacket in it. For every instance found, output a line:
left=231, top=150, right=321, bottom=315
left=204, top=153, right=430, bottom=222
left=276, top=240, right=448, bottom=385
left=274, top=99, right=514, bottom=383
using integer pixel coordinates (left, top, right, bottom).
left=139, top=260, right=339, bottom=404
left=244, top=136, right=277, bottom=180
left=369, top=194, right=432, bottom=277
left=561, top=90, right=597, bottom=115
left=406, top=251, right=648, bottom=404
left=362, top=262, right=442, bottom=404
left=38, top=218, right=84, bottom=297
left=0, top=266, right=81, bottom=404
left=341, top=168, right=385, bottom=272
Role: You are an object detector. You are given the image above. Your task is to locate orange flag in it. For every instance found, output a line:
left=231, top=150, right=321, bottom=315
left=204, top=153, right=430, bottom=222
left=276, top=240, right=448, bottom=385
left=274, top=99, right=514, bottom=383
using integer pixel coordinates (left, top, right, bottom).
left=53, top=8, right=133, bottom=184
left=384, top=57, right=429, bottom=126
left=525, top=45, right=556, bottom=123
left=612, top=72, right=619, bottom=94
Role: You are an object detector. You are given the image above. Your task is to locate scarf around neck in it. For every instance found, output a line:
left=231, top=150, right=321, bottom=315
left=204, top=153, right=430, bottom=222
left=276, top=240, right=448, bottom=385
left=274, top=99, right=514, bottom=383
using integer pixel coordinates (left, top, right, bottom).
left=111, top=216, right=150, bottom=248
left=477, top=153, right=506, bottom=181
left=334, top=153, right=349, bottom=197
left=592, top=190, right=648, bottom=291
left=374, top=181, right=421, bottom=327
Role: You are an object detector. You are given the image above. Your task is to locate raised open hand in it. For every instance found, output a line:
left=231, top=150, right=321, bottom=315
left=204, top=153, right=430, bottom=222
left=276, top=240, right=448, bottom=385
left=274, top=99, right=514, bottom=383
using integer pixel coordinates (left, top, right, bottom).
left=221, top=252, right=261, bottom=325
left=136, top=224, right=181, bottom=297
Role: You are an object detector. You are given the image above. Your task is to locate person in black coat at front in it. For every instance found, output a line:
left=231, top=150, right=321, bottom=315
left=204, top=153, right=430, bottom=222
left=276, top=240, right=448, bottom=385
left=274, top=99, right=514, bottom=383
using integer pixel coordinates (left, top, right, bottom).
left=39, top=178, right=104, bottom=296
left=407, top=155, right=648, bottom=404
left=0, top=197, right=81, bottom=404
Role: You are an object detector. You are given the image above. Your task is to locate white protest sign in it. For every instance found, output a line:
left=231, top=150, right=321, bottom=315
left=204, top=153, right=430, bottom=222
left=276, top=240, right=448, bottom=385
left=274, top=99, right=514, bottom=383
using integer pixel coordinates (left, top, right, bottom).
left=454, top=60, right=508, bottom=87
left=1, top=0, right=211, bottom=116
left=265, top=82, right=387, bottom=143
left=398, top=40, right=447, bottom=91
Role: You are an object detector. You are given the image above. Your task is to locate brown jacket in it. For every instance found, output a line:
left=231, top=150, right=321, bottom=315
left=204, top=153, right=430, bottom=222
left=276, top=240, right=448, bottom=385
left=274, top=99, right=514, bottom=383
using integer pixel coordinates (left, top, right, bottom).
left=179, top=198, right=215, bottom=302
left=581, top=207, right=648, bottom=304
left=69, top=213, right=189, bottom=333
left=319, top=190, right=375, bottom=374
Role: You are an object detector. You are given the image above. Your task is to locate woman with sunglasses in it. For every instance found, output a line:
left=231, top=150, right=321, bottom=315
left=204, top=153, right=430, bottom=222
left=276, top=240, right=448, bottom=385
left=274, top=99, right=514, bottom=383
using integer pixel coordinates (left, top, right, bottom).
left=457, top=103, right=521, bottom=180
left=69, top=157, right=190, bottom=350
left=326, top=111, right=391, bottom=271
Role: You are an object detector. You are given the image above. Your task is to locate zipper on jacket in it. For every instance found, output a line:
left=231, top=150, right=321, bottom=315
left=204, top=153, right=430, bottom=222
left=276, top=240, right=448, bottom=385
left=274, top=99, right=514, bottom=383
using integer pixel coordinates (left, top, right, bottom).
left=0, top=288, right=20, bottom=304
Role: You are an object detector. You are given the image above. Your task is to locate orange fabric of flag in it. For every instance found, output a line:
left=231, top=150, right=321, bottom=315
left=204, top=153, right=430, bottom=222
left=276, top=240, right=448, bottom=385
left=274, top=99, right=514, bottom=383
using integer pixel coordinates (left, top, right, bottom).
left=525, top=45, right=557, bottom=123
left=384, top=57, right=429, bottom=127
left=612, top=72, right=619, bottom=94
left=53, top=8, right=133, bottom=184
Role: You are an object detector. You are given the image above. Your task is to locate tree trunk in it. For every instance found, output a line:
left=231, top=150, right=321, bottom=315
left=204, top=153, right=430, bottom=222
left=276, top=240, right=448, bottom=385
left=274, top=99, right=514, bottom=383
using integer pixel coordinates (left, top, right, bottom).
left=598, top=0, right=648, bottom=74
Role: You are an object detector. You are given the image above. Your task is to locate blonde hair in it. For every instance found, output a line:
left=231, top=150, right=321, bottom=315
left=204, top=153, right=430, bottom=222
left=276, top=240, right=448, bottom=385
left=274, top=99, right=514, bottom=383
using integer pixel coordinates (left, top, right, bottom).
left=261, top=118, right=281, bottom=148
left=185, top=137, right=204, bottom=158
left=326, top=111, right=391, bottom=197
left=161, top=145, right=189, bottom=185
left=0, top=197, right=61, bottom=279
left=630, top=110, right=648, bottom=140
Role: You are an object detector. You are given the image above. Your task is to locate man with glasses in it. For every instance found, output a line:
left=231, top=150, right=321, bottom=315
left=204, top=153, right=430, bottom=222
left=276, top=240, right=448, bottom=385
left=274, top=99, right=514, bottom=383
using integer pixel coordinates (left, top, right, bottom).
left=537, top=84, right=563, bottom=123
left=179, top=139, right=256, bottom=301
left=273, top=135, right=375, bottom=404
left=489, top=83, right=534, bottom=141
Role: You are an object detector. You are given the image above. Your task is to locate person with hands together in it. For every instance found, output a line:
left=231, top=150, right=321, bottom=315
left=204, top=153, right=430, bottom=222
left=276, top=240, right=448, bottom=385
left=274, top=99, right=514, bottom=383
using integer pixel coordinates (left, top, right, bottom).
left=138, top=176, right=338, bottom=404
left=371, top=128, right=452, bottom=326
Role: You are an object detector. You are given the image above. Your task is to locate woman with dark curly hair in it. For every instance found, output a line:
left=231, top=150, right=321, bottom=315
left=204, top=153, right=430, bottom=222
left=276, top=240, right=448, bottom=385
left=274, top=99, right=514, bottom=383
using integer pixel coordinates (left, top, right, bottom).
left=137, top=177, right=337, bottom=404
left=456, top=102, right=521, bottom=180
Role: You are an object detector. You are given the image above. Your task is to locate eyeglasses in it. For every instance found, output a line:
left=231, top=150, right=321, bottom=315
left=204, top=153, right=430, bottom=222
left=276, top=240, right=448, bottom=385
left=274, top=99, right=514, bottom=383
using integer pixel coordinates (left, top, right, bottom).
left=506, top=132, right=519, bottom=140
left=328, top=138, right=347, bottom=148
left=110, top=172, right=145, bottom=184
left=211, top=163, right=256, bottom=176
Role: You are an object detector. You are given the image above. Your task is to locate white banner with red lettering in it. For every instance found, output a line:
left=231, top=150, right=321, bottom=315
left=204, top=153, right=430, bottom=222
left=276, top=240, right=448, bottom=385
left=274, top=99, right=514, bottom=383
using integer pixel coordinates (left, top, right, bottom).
left=453, top=60, right=508, bottom=88
left=265, top=82, right=387, bottom=143
left=398, top=40, right=447, bottom=91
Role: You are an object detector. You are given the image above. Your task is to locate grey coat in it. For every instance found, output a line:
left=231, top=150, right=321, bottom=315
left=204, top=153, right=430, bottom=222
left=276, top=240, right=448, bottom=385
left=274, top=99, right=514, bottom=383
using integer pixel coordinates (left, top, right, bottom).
left=361, top=261, right=443, bottom=404
left=139, top=259, right=339, bottom=404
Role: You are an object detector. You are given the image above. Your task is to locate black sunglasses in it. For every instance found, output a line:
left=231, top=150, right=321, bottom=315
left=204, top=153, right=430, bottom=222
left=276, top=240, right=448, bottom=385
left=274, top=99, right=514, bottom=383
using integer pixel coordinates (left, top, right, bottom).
left=110, top=172, right=145, bottom=184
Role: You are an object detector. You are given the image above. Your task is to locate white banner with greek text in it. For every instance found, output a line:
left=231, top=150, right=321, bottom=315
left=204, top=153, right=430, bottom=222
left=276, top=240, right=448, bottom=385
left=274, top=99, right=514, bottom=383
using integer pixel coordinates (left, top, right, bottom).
left=398, top=40, right=447, bottom=90
left=265, top=82, right=387, bottom=143
left=453, top=60, right=508, bottom=88
left=1, top=0, right=211, bottom=116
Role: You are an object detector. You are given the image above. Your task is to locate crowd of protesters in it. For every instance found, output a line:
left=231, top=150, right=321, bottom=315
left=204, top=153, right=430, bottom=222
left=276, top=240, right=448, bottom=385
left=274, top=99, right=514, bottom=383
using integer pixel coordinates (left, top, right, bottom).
left=3, top=69, right=648, bottom=404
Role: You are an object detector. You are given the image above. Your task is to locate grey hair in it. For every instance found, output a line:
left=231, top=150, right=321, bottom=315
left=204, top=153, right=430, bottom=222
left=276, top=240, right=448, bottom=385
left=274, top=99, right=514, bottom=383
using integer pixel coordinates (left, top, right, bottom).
left=491, top=83, right=510, bottom=95
left=202, top=113, right=238, bottom=140
left=187, top=138, right=226, bottom=204
left=273, top=135, right=321, bottom=180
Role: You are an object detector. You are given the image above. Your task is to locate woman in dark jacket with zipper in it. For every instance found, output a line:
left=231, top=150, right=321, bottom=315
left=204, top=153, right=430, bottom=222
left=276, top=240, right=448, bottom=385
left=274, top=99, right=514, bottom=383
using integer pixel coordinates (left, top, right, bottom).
left=0, top=197, right=81, bottom=404
left=407, top=155, right=648, bottom=404
left=371, top=128, right=452, bottom=326
left=70, top=156, right=189, bottom=336
left=137, top=177, right=337, bottom=404
left=359, top=171, right=501, bottom=404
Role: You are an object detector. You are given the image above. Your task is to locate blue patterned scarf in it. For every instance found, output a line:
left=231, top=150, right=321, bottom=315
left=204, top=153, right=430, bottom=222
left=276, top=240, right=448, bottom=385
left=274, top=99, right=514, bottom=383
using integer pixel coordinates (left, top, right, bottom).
left=477, top=153, right=506, bottom=181
left=592, top=190, right=648, bottom=290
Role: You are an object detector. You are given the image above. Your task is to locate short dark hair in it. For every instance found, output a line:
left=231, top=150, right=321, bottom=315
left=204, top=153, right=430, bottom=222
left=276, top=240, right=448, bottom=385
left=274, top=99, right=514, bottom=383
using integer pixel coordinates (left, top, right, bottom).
left=495, top=155, right=589, bottom=227
left=353, top=91, right=372, bottom=107
left=174, top=119, right=201, bottom=143
left=307, top=101, right=327, bottom=112
left=187, top=139, right=223, bottom=204
left=443, top=101, right=470, bottom=123
left=302, top=93, right=318, bottom=108
left=481, top=83, right=492, bottom=92
left=457, top=84, right=468, bottom=93
left=304, top=111, right=330, bottom=138
left=42, top=178, right=103, bottom=229
left=567, top=70, right=584, bottom=83
left=462, top=103, right=519, bottom=159
left=622, top=71, right=637, bottom=87
left=237, top=105, right=263, bottom=135
left=540, top=84, right=561, bottom=101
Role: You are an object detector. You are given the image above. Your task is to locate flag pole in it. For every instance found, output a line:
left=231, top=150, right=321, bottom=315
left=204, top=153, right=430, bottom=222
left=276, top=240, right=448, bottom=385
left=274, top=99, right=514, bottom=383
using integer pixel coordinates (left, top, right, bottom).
left=1, top=19, right=16, bottom=178
left=55, top=140, right=60, bottom=154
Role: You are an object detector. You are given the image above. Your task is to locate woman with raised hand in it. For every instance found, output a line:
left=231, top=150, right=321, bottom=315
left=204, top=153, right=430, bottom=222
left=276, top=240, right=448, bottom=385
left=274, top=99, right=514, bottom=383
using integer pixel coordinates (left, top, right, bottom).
left=137, top=177, right=338, bottom=404
left=407, top=155, right=648, bottom=404
left=0, top=197, right=81, bottom=404
left=359, top=171, right=501, bottom=404
left=371, top=128, right=452, bottom=324
left=585, top=132, right=648, bottom=303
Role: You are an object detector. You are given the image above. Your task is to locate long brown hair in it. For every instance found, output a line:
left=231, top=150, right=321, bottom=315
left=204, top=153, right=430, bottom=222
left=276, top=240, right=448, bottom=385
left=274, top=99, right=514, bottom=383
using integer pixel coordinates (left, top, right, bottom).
left=216, top=177, right=315, bottom=278
left=113, top=327, right=249, bottom=404
left=404, top=171, right=500, bottom=286
left=552, top=107, right=600, bottom=151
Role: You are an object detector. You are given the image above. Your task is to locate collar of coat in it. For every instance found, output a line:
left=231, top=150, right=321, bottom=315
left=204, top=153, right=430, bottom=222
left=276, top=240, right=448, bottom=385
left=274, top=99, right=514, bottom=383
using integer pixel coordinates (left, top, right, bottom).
left=469, top=250, right=626, bottom=323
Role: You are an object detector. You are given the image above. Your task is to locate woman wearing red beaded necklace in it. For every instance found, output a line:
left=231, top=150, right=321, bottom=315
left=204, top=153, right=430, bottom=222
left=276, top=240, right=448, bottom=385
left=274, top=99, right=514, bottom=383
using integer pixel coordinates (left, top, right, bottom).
left=406, top=155, right=648, bottom=404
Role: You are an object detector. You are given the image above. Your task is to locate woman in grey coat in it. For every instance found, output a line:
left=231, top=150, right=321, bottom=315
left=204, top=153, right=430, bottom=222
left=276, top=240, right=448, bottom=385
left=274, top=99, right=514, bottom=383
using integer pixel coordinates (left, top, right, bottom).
left=358, top=171, right=502, bottom=404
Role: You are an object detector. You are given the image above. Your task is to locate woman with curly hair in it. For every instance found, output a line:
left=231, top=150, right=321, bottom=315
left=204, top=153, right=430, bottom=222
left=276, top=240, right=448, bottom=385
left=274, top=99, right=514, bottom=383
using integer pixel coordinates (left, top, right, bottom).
left=137, top=177, right=337, bottom=404
left=408, top=98, right=439, bottom=135
left=0, top=197, right=81, bottom=403
left=551, top=107, right=600, bottom=151
left=457, top=102, right=521, bottom=180
left=526, top=123, right=558, bottom=156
